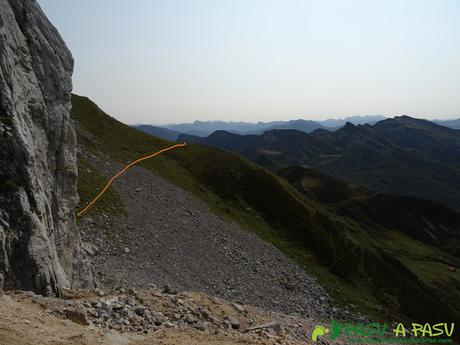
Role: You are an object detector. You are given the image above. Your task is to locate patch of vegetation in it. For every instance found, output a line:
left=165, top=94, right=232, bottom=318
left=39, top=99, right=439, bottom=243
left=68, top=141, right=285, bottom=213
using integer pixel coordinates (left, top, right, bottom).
left=0, top=116, right=12, bottom=126
left=76, top=157, right=125, bottom=220
left=0, top=175, right=22, bottom=193
left=71, top=94, right=460, bottom=325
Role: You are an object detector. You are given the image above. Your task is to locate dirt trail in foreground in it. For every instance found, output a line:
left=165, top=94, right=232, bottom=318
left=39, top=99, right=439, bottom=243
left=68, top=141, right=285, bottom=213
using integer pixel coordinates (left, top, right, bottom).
left=0, top=288, right=342, bottom=345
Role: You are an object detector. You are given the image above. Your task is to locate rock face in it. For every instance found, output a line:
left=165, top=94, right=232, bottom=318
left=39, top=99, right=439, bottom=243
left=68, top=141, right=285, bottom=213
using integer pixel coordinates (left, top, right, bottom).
left=0, top=0, right=93, bottom=295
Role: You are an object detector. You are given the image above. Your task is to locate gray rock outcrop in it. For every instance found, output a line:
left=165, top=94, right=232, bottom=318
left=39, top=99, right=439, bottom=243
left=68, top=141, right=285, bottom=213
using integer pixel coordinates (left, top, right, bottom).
left=0, top=0, right=93, bottom=295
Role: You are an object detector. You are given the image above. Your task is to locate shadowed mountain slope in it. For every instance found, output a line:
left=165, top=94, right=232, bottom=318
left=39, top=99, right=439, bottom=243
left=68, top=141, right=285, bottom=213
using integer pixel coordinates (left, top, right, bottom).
left=182, top=117, right=460, bottom=211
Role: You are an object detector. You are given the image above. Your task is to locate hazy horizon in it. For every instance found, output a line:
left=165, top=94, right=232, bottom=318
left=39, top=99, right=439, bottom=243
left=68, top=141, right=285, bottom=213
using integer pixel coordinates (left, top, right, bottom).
left=139, top=115, right=458, bottom=127
left=40, top=0, right=460, bottom=124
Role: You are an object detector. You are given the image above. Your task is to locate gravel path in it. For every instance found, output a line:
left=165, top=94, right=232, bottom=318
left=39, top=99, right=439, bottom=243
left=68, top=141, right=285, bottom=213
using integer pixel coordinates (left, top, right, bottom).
left=80, top=159, right=347, bottom=320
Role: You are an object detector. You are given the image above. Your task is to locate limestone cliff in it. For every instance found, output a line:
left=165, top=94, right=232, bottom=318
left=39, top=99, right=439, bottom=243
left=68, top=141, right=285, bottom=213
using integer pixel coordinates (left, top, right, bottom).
left=0, top=0, right=93, bottom=295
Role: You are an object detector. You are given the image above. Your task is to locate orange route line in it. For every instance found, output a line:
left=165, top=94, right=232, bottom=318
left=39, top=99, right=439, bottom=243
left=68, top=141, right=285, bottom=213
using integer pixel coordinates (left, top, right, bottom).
left=77, top=143, right=186, bottom=217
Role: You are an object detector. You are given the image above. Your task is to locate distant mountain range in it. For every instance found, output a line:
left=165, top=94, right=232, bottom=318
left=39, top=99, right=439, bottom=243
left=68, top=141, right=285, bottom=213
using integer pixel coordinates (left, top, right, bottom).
left=318, top=115, right=387, bottom=127
left=434, top=118, right=460, bottom=129
left=135, top=115, right=389, bottom=140
left=162, top=119, right=335, bottom=136
left=136, top=115, right=460, bottom=142
left=177, top=116, right=460, bottom=211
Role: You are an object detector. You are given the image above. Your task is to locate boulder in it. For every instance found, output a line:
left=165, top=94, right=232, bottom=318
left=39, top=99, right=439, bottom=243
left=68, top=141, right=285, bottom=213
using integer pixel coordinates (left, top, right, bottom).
left=64, top=308, right=89, bottom=325
left=226, top=315, right=240, bottom=330
left=245, top=321, right=283, bottom=335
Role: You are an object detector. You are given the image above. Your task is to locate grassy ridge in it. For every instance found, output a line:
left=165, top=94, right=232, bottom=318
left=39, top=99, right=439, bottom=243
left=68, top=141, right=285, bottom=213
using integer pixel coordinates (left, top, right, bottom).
left=72, top=94, right=460, bottom=324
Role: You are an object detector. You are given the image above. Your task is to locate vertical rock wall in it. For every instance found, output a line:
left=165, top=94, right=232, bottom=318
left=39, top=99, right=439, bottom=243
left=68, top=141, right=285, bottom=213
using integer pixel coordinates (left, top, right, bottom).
left=0, top=0, right=93, bottom=295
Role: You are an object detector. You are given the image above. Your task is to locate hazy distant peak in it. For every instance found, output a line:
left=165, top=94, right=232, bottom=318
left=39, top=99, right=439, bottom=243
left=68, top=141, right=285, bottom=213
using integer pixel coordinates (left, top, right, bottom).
left=343, top=121, right=356, bottom=128
left=339, top=121, right=360, bottom=133
left=318, top=115, right=387, bottom=127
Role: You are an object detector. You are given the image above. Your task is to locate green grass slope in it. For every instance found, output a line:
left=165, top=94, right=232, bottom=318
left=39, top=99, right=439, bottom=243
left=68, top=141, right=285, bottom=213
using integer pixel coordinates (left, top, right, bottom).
left=72, top=94, right=460, bottom=325
left=76, top=158, right=125, bottom=217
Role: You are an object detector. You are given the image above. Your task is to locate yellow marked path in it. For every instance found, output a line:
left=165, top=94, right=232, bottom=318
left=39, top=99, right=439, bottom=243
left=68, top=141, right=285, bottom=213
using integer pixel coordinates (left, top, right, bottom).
left=77, top=143, right=186, bottom=217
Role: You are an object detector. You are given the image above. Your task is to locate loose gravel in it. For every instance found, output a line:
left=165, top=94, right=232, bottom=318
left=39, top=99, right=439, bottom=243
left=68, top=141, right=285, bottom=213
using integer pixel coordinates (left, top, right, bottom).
left=79, top=157, right=357, bottom=321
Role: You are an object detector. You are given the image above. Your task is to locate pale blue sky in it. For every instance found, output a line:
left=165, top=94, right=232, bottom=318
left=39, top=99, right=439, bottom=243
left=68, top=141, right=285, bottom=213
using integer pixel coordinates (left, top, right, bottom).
left=39, top=0, right=460, bottom=124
